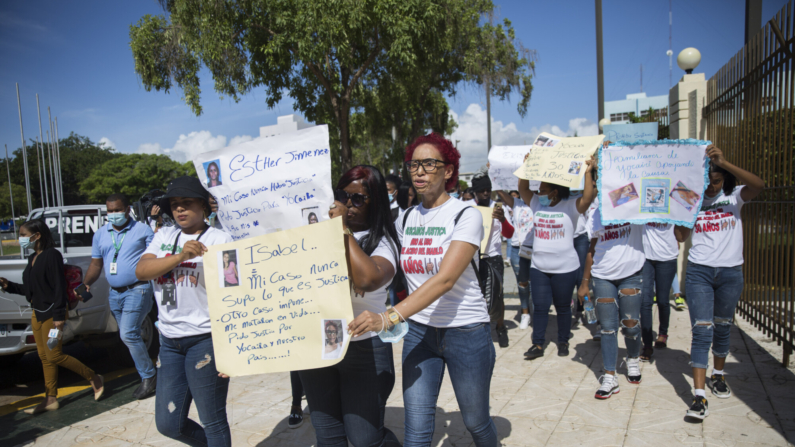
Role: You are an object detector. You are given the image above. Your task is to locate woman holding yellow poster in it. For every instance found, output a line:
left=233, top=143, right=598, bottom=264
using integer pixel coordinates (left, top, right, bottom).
left=299, top=165, right=402, bottom=446
left=349, top=133, right=496, bottom=446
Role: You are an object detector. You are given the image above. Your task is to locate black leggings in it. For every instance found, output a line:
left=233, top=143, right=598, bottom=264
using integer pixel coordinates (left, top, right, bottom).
left=290, top=371, right=304, bottom=407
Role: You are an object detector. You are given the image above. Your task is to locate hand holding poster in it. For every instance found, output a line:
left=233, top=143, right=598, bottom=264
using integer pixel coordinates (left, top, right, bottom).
left=488, top=146, right=539, bottom=191
left=513, top=133, right=605, bottom=189
left=203, top=218, right=354, bottom=376
left=598, top=139, right=710, bottom=228
left=193, top=126, right=334, bottom=240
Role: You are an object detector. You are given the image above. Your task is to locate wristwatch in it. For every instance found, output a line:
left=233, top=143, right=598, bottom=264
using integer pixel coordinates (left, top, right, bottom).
left=386, top=308, right=401, bottom=326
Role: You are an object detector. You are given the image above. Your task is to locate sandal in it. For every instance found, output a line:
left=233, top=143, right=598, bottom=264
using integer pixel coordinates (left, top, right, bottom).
left=640, top=346, right=653, bottom=362
left=654, top=334, right=668, bottom=349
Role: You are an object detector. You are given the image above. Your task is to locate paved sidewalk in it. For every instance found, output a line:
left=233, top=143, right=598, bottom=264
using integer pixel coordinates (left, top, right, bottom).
left=9, top=269, right=795, bottom=446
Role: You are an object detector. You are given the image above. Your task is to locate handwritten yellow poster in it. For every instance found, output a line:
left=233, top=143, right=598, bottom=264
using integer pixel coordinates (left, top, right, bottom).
left=203, top=218, right=354, bottom=376
left=476, top=206, right=493, bottom=253
left=513, top=132, right=604, bottom=188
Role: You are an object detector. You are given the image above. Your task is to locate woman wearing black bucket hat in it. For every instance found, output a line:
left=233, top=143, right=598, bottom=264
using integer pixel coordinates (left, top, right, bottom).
left=136, top=176, right=233, bottom=447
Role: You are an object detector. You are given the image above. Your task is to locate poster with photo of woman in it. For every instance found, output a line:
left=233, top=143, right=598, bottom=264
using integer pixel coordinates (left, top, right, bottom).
left=302, top=206, right=321, bottom=225
left=322, top=319, right=345, bottom=360
left=203, top=160, right=223, bottom=188
left=218, top=249, right=239, bottom=288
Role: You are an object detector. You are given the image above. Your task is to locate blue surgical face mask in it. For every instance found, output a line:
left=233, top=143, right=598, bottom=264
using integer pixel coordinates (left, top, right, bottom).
left=208, top=211, right=217, bottom=221
left=19, top=236, right=34, bottom=250
left=537, top=194, right=552, bottom=206
left=388, top=193, right=395, bottom=202
left=450, top=192, right=460, bottom=199
left=108, top=212, right=128, bottom=227
left=379, top=319, right=409, bottom=343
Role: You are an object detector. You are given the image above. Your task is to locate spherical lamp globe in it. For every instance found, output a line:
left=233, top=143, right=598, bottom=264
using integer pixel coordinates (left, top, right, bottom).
left=677, top=48, right=701, bottom=74
left=598, top=118, right=611, bottom=131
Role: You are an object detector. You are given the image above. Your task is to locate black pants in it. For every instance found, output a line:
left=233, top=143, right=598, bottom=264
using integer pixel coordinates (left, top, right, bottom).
left=483, top=255, right=505, bottom=320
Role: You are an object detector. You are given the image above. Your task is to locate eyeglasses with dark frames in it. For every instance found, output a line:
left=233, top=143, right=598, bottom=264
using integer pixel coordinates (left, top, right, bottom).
left=404, top=158, right=449, bottom=173
left=334, top=190, right=370, bottom=207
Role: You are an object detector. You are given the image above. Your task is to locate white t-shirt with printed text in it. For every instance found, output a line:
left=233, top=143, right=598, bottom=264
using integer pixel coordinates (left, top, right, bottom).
left=350, top=230, right=398, bottom=341
left=397, top=198, right=489, bottom=328
left=530, top=195, right=581, bottom=274
left=587, top=210, right=645, bottom=280
left=144, top=226, right=233, bottom=339
left=688, top=186, right=746, bottom=267
left=510, top=197, right=534, bottom=248
left=642, top=223, right=679, bottom=261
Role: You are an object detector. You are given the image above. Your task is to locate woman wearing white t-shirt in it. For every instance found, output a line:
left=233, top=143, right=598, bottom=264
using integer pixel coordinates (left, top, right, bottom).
left=496, top=189, right=534, bottom=330
left=578, top=210, right=645, bottom=398
left=349, top=133, right=496, bottom=446
left=675, top=145, right=764, bottom=420
left=135, top=176, right=233, bottom=447
left=519, top=154, right=597, bottom=360
left=301, top=165, right=401, bottom=447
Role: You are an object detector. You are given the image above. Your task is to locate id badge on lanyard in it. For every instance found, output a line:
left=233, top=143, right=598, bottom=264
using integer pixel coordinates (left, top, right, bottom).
left=110, top=230, right=127, bottom=275
left=161, top=227, right=209, bottom=306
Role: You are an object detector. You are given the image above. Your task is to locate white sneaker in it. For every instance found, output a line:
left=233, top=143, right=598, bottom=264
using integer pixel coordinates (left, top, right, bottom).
left=519, top=314, right=530, bottom=330
left=595, top=375, right=620, bottom=399
left=626, top=357, right=642, bottom=384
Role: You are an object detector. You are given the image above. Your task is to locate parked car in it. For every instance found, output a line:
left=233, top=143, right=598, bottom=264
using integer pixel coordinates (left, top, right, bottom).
left=0, top=205, right=158, bottom=366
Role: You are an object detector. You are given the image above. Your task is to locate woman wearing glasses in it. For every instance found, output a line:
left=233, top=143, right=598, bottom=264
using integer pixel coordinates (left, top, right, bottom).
left=349, top=133, right=496, bottom=446
left=299, top=165, right=401, bottom=446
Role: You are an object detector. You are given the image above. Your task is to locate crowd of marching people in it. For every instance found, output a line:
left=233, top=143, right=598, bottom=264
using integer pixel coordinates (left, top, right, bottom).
left=1, top=131, right=764, bottom=446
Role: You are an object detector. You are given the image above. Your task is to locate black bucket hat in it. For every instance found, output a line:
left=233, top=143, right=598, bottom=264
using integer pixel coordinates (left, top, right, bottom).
left=159, top=176, right=210, bottom=218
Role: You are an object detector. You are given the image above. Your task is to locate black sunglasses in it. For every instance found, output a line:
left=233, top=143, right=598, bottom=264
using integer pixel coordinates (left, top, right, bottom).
left=334, top=190, right=369, bottom=207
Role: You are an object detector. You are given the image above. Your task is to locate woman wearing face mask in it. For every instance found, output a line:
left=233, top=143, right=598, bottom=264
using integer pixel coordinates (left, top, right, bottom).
left=207, top=195, right=223, bottom=229
left=386, top=174, right=402, bottom=221
left=350, top=133, right=497, bottom=446
left=675, top=145, right=764, bottom=420
left=518, top=151, right=597, bottom=360
left=302, top=165, right=401, bottom=446
left=0, top=220, right=104, bottom=414
left=495, top=187, right=535, bottom=331
left=136, top=176, right=233, bottom=446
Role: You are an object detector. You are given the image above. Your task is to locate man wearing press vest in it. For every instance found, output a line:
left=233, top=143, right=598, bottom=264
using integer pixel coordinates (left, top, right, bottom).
left=82, top=193, right=157, bottom=399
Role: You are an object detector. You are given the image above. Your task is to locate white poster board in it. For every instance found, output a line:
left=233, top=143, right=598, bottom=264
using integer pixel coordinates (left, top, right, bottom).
left=598, top=140, right=710, bottom=228
left=193, top=126, right=334, bottom=240
left=513, top=133, right=604, bottom=189
left=488, top=146, right=540, bottom=191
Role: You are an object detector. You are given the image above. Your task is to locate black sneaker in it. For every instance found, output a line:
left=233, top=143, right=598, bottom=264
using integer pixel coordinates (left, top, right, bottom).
left=686, top=396, right=709, bottom=420
left=524, top=345, right=544, bottom=360
left=497, top=325, right=509, bottom=348
left=708, top=374, right=732, bottom=399
left=288, top=407, right=304, bottom=429
left=557, top=343, right=569, bottom=357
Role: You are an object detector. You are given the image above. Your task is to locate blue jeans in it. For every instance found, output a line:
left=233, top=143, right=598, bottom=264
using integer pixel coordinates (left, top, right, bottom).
left=592, top=270, right=643, bottom=372
left=530, top=268, right=576, bottom=346
left=640, top=259, right=678, bottom=348
left=156, top=333, right=231, bottom=447
left=505, top=243, right=513, bottom=262
left=109, top=283, right=156, bottom=379
left=685, top=262, right=744, bottom=369
left=672, top=273, right=681, bottom=295
left=573, top=234, right=591, bottom=290
left=299, top=337, right=400, bottom=447
left=402, top=321, right=497, bottom=447
left=509, top=246, right=531, bottom=311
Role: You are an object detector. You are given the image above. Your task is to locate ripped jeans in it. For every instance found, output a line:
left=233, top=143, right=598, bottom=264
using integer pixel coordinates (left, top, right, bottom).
left=685, top=262, right=744, bottom=369
left=592, top=270, right=643, bottom=372
left=156, top=333, right=231, bottom=447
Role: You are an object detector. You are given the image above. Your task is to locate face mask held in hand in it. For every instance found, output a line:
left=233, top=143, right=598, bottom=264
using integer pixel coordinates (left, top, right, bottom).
left=378, top=308, right=409, bottom=343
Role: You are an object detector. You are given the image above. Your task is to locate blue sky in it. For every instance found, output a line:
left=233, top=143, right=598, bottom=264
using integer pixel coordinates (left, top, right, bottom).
left=1, top=0, right=789, bottom=173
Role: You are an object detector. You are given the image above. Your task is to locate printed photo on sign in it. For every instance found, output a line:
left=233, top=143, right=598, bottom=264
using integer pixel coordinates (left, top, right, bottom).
left=608, top=183, right=639, bottom=208
left=568, top=161, right=582, bottom=175
left=302, top=206, right=320, bottom=225
left=670, top=180, right=701, bottom=212
left=534, top=135, right=549, bottom=146
left=218, top=249, right=240, bottom=288
left=322, top=319, right=345, bottom=360
left=545, top=138, right=560, bottom=147
left=640, top=178, right=670, bottom=214
left=203, top=160, right=223, bottom=188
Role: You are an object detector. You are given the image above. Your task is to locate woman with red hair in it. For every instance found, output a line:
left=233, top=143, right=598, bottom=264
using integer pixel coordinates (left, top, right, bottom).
left=301, top=165, right=401, bottom=446
left=349, top=133, right=497, bottom=445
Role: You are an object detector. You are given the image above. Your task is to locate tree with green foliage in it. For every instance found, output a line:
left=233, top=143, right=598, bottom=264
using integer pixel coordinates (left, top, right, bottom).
left=0, top=183, right=29, bottom=220
left=129, top=0, right=534, bottom=175
left=80, top=154, right=196, bottom=204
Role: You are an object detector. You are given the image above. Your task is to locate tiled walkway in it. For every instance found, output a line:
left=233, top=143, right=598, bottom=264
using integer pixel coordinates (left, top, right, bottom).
left=10, top=271, right=795, bottom=446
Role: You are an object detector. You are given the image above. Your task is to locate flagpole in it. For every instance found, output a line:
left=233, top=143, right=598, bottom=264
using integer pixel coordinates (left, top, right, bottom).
left=5, top=144, right=19, bottom=258
left=55, top=117, right=65, bottom=206
left=34, top=136, right=45, bottom=209
left=47, top=108, right=61, bottom=206
left=15, top=84, right=32, bottom=215
left=36, top=95, right=50, bottom=208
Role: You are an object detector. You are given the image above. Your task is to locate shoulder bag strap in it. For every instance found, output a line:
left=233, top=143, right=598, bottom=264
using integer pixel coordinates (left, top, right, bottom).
left=452, top=207, right=481, bottom=282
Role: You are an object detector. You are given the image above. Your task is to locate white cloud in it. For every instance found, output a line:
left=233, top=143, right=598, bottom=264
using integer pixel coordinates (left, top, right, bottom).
left=137, top=131, right=253, bottom=163
left=98, top=137, right=116, bottom=150
left=449, top=104, right=598, bottom=173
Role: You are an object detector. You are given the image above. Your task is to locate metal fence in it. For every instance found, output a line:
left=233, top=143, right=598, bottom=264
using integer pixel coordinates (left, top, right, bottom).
left=704, top=2, right=795, bottom=365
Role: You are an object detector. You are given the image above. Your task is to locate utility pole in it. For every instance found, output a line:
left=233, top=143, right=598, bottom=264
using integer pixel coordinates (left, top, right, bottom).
left=595, top=0, right=605, bottom=122
left=640, top=65, right=643, bottom=93
left=486, top=78, right=492, bottom=152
